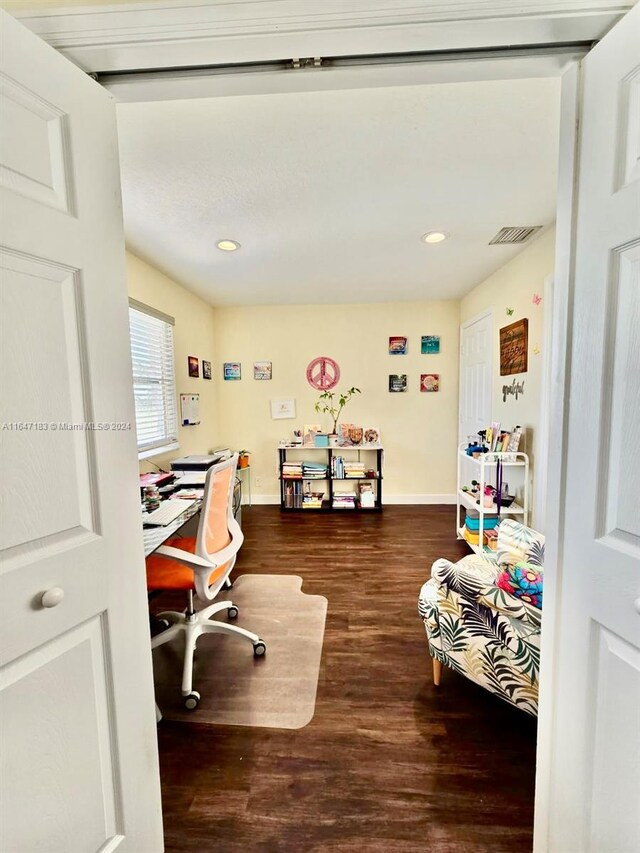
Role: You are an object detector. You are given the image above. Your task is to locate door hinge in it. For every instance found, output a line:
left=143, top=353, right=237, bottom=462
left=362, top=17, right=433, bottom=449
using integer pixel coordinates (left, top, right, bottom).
left=290, top=57, right=323, bottom=70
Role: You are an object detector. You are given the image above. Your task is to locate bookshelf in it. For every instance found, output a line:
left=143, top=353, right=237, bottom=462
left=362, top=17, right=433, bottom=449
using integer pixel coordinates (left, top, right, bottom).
left=456, top=443, right=530, bottom=560
left=278, top=445, right=383, bottom=512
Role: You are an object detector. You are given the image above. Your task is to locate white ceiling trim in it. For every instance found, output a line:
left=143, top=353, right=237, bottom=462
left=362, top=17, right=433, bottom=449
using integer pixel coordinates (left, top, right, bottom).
left=13, top=0, right=632, bottom=73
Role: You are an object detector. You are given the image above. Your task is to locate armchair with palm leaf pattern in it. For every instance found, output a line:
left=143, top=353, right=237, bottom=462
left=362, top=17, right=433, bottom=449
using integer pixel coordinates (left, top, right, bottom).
left=418, top=519, right=545, bottom=716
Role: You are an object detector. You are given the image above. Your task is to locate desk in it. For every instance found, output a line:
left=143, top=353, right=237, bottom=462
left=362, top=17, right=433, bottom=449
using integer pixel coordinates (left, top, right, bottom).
left=236, top=465, right=251, bottom=506
left=142, top=500, right=201, bottom=557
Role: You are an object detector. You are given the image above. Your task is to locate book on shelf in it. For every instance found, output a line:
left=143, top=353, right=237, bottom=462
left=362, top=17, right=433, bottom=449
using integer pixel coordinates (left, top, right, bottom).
left=302, top=491, right=325, bottom=509
left=284, top=480, right=304, bottom=508
left=333, top=489, right=357, bottom=509
left=302, top=461, right=328, bottom=479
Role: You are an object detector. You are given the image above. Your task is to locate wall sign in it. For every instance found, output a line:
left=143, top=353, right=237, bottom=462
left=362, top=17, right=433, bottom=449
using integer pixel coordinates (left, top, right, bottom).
left=306, top=356, right=340, bottom=390
left=500, top=318, right=528, bottom=376
left=502, top=379, right=526, bottom=402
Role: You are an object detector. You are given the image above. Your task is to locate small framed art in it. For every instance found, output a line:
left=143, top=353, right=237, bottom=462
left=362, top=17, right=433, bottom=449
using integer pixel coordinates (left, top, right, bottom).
left=224, top=362, right=241, bottom=380
left=421, top=335, right=440, bottom=354
left=389, top=336, right=407, bottom=355
left=420, top=373, right=439, bottom=392
left=202, top=360, right=212, bottom=380
left=389, top=374, right=407, bottom=392
left=188, top=356, right=199, bottom=378
left=270, top=398, right=296, bottom=419
left=254, top=361, right=272, bottom=380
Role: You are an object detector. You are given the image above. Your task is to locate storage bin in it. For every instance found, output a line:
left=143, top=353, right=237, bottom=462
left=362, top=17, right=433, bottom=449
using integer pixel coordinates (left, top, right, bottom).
left=465, top=514, right=499, bottom=532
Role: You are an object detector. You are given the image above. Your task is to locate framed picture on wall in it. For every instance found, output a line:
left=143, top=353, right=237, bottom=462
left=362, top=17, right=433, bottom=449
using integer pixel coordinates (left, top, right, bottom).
left=223, top=362, right=241, bottom=380
left=421, top=335, right=440, bottom=354
left=420, top=373, right=440, bottom=392
left=389, top=374, right=407, bottom=392
left=202, top=360, right=212, bottom=380
left=271, top=398, right=296, bottom=419
left=188, top=356, right=199, bottom=378
left=500, top=318, right=528, bottom=375
left=254, top=361, right=272, bottom=380
left=389, top=336, right=408, bottom=355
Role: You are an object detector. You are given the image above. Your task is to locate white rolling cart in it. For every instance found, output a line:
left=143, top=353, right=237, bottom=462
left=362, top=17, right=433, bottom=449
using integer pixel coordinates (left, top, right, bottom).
left=456, top=443, right=530, bottom=560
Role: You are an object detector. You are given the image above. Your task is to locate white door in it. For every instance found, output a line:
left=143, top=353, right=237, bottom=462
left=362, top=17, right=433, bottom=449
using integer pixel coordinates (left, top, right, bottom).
left=0, top=12, right=163, bottom=853
left=536, top=6, right=640, bottom=852
left=459, top=310, right=492, bottom=484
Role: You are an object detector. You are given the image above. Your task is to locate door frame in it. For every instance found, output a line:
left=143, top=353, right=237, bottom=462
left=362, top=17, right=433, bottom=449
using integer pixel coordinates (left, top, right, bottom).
left=533, top=61, right=581, bottom=852
left=8, top=5, right=592, bottom=847
left=11, top=1, right=630, bottom=75
left=533, top=272, right=555, bottom=530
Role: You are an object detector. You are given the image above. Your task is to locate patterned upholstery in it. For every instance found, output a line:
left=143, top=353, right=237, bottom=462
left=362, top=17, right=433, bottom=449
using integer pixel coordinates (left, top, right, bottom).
left=418, top=520, right=545, bottom=716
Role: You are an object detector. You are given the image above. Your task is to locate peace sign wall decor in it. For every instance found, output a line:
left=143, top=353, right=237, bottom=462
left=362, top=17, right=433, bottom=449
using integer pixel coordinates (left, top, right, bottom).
left=306, top=356, right=341, bottom=390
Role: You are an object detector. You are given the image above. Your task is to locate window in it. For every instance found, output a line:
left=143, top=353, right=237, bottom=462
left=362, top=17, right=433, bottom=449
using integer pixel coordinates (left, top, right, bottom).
left=128, top=300, right=178, bottom=459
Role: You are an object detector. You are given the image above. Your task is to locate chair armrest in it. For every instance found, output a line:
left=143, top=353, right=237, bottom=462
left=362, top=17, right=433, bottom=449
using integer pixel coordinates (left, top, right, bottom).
left=431, top=555, right=498, bottom=603
left=477, top=585, right=542, bottom=629
left=154, top=545, right=217, bottom=571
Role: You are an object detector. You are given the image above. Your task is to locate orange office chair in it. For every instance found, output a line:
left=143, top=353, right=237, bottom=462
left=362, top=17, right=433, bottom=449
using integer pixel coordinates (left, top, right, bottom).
left=147, top=453, right=266, bottom=710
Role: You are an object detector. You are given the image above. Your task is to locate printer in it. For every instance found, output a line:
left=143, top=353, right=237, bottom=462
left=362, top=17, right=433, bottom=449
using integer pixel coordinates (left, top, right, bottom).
left=170, top=454, right=223, bottom=474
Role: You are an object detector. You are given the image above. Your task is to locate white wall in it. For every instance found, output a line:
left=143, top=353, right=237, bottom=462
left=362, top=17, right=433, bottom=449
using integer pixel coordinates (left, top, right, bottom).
left=212, top=301, right=461, bottom=502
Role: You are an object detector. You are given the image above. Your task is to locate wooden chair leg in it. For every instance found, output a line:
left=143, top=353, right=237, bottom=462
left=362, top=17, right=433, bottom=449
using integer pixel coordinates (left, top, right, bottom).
left=432, top=657, right=442, bottom=686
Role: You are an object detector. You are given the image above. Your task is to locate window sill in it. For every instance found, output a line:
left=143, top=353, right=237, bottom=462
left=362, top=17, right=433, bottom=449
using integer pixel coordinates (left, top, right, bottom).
left=138, top=441, right=179, bottom=461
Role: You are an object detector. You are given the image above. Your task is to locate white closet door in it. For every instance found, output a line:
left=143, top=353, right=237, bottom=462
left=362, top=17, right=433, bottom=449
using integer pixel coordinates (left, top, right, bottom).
left=536, top=5, right=640, bottom=852
left=0, top=11, right=163, bottom=852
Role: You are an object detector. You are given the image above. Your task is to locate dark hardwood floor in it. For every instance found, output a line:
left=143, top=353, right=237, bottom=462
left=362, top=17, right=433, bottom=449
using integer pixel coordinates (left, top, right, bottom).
left=153, top=506, right=537, bottom=853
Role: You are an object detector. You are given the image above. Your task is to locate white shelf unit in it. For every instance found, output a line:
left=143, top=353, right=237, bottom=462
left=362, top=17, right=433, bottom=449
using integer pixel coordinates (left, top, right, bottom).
left=456, top=443, right=530, bottom=559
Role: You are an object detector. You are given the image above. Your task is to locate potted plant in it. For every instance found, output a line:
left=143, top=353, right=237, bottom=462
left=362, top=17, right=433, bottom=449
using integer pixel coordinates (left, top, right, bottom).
left=238, top=450, right=250, bottom=469
left=314, top=387, right=361, bottom=443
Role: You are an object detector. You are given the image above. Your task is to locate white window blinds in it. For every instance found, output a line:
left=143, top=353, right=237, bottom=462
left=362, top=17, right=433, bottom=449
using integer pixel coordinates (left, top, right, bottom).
left=128, top=300, right=178, bottom=457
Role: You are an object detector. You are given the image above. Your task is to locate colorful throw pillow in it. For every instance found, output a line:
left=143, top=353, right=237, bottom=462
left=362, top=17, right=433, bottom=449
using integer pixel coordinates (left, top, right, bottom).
left=496, top=561, right=543, bottom=609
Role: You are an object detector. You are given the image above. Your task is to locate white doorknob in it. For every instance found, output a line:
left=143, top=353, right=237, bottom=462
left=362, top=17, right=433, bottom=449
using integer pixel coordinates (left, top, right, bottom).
left=634, top=598, right=640, bottom=616
left=41, top=587, right=65, bottom=608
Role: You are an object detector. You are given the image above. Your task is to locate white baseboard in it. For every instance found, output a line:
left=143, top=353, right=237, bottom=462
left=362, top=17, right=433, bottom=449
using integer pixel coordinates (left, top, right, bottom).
left=250, top=494, right=280, bottom=505
left=250, top=494, right=456, bottom=506
left=383, top=494, right=456, bottom=505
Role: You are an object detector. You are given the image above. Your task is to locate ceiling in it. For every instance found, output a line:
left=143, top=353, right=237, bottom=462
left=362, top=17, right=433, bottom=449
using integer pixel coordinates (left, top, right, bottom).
left=117, top=77, right=560, bottom=306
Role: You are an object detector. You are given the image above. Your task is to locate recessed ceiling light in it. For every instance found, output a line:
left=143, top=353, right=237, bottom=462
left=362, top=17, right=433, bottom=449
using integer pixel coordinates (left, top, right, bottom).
left=217, top=239, right=241, bottom=252
left=422, top=231, right=449, bottom=244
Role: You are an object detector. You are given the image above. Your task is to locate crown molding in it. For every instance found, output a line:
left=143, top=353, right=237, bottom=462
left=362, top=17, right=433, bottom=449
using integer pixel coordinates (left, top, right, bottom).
left=11, top=0, right=633, bottom=73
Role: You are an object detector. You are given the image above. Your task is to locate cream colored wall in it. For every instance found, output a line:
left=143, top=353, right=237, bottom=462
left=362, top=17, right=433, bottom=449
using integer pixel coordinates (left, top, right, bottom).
left=460, top=227, right=555, bottom=499
left=212, top=301, right=460, bottom=502
left=126, top=251, right=218, bottom=473
left=126, top=232, right=553, bottom=502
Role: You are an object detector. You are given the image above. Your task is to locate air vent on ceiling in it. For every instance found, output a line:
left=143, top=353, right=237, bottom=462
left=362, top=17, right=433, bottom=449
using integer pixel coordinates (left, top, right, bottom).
left=489, top=226, right=543, bottom=245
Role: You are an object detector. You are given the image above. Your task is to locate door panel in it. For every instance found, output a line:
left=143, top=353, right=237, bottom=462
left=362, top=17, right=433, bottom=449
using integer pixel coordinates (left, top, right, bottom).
left=0, top=71, right=72, bottom=213
left=0, top=251, right=94, bottom=554
left=598, top=241, right=639, bottom=551
left=1, top=618, right=121, bottom=853
left=459, top=312, right=492, bottom=487
left=0, top=11, right=163, bottom=852
left=537, top=6, right=640, bottom=852
left=590, top=629, right=640, bottom=852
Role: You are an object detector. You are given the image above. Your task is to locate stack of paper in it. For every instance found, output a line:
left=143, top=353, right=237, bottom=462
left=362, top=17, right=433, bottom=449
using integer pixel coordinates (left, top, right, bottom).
left=282, top=462, right=303, bottom=479
left=302, top=461, right=328, bottom=479
left=343, top=461, right=366, bottom=478
left=333, top=490, right=357, bottom=509
left=302, top=491, right=324, bottom=509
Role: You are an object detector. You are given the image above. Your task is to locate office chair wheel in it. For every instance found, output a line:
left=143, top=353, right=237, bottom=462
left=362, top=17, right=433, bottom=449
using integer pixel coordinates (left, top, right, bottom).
left=184, top=691, right=200, bottom=711
left=253, top=640, right=266, bottom=657
left=227, top=605, right=239, bottom=620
